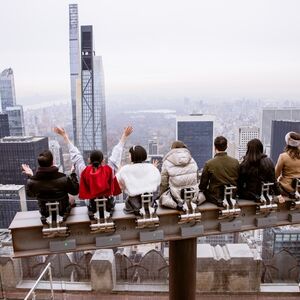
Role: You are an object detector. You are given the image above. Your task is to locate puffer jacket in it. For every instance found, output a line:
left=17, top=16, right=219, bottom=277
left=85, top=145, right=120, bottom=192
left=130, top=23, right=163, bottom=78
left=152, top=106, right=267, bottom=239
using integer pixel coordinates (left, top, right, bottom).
left=159, top=148, right=201, bottom=208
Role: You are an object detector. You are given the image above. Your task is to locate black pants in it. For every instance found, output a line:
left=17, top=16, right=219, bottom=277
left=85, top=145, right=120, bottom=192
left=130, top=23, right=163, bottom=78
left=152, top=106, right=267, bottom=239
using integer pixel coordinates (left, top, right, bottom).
left=38, top=198, right=70, bottom=224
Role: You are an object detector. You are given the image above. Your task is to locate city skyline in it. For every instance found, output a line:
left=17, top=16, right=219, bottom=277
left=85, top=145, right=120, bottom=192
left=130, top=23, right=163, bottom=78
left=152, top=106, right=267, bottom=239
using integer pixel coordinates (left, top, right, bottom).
left=1, top=0, right=300, bottom=107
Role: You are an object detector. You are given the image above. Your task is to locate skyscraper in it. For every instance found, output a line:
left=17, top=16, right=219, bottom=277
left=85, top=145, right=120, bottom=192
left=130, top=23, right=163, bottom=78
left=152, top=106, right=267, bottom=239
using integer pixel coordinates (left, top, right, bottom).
left=0, top=68, right=25, bottom=136
left=0, top=68, right=16, bottom=112
left=69, top=4, right=80, bottom=145
left=238, top=126, right=260, bottom=160
left=6, top=106, right=25, bottom=136
left=148, top=138, right=158, bottom=155
left=261, top=108, right=300, bottom=154
left=0, top=136, right=48, bottom=185
left=176, top=114, right=214, bottom=170
left=0, top=184, right=32, bottom=229
left=270, top=120, right=300, bottom=163
left=80, top=25, right=107, bottom=160
left=0, top=114, right=10, bottom=138
left=49, top=140, right=64, bottom=172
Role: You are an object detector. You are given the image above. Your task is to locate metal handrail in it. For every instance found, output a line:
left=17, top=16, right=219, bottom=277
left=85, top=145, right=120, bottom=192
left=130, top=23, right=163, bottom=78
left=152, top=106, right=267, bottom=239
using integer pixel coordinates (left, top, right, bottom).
left=24, top=262, right=54, bottom=300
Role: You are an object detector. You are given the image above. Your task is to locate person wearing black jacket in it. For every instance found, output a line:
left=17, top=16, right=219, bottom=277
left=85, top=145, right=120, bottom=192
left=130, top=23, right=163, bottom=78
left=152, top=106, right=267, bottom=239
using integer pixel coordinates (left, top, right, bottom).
left=22, top=150, right=79, bottom=225
left=237, top=139, right=284, bottom=203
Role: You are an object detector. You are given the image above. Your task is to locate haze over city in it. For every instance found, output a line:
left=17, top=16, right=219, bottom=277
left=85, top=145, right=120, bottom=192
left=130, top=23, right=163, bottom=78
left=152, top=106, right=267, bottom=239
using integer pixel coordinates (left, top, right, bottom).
left=1, top=0, right=300, bottom=107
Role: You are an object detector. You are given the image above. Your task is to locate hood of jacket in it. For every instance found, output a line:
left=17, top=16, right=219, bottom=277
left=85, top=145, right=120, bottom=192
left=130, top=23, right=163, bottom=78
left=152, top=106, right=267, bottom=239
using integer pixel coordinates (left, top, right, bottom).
left=163, top=148, right=192, bottom=167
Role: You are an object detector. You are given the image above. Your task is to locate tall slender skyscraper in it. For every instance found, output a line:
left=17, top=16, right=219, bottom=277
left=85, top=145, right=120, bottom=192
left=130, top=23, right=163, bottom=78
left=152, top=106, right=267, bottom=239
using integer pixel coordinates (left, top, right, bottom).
left=0, top=68, right=16, bottom=112
left=69, top=4, right=80, bottom=145
left=80, top=25, right=107, bottom=160
left=176, top=114, right=215, bottom=170
left=0, top=68, right=25, bottom=136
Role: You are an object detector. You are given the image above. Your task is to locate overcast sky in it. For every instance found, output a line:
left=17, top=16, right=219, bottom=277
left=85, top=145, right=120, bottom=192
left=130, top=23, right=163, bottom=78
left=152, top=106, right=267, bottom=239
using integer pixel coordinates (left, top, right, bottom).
left=1, top=0, right=300, bottom=106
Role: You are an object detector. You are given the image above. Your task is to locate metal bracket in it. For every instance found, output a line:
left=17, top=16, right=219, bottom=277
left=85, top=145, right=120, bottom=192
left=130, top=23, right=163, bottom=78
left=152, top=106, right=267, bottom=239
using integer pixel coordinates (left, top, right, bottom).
left=256, top=182, right=277, bottom=215
left=136, top=193, right=160, bottom=229
left=289, top=178, right=300, bottom=211
left=90, top=198, right=115, bottom=233
left=42, top=202, right=69, bottom=238
left=178, top=188, right=201, bottom=224
left=219, top=185, right=241, bottom=219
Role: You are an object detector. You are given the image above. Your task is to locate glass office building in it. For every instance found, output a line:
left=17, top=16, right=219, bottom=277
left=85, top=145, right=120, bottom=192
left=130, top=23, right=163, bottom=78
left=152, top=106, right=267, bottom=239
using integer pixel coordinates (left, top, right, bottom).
left=176, top=115, right=214, bottom=170
left=0, top=114, right=10, bottom=138
left=6, top=105, right=25, bottom=136
left=0, top=136, right=48, bottom=184
left=0, top=68, right=16, bottom=112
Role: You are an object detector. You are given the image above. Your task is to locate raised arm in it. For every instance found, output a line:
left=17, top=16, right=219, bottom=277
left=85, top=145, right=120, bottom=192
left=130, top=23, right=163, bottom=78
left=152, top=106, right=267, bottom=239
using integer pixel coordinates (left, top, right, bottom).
left=54, top=127, right=86, bottom=178
left=108, top=126, right=133, bottom=172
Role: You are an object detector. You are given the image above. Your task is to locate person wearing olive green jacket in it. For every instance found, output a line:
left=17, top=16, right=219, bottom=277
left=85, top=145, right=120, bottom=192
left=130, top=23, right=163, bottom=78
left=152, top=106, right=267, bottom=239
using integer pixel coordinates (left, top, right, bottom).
left=199, top=136, right=239, bottom=207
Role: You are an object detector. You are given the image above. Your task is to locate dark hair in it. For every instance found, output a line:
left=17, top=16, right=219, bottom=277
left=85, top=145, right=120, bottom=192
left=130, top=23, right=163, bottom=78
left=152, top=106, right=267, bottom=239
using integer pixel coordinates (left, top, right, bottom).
left=129, top=145, right=147, bottom=163
left=242, top=139, right=264, bottom=167
left=38, top=150, right=53, bottom=167
left=90, top=150, right=103, bottom=169
left=214, top=136, right=227, bottom=151
left=285, top=132, right=300, bottom=160
left=171, top=140, right=187, bottom=149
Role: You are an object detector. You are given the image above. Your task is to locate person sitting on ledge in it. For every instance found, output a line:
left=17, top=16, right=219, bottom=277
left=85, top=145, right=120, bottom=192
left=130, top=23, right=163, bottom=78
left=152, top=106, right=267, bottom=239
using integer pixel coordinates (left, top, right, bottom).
left=22, top=150, right=79, bottom=226
left=116, top=145, right=161, bottom=216
left=159, top=140, right=205, bottom=211
left=199, top=136, right=239, bottom=207
left=54, top=126, right=133, bottom=220
left=237, top=138, right=284, bottom=203
left=275, top=131, right=300, bottom=198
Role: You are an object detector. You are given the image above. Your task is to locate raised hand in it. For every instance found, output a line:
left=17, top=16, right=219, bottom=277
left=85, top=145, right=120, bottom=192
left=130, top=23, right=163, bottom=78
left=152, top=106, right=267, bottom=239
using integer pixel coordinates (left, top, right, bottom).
left=120, top=126, right=133, bottom=144
left=152, top=159, right=160, bottom=169
left=53, top=126, right=66, bottom=137
left=21, top=164, right=33, bottom=177
left=123, top=126, right=133, bottom=137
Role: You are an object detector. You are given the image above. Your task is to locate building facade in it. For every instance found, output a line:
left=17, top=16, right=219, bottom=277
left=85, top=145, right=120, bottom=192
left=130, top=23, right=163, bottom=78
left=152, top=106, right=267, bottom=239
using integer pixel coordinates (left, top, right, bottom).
left=148, top=138, right=158, bottom=155
left=0, top=136, right=48, bottom=185
left=69, top=3, right=80, bottom=145
left=49, top=140, right=64, bottom=172
left=0, top=114, right=10, bottom=138
left=261, top=108, right=300, bottom=154
left=6, top=106, right=25, bottom=136
left=176, top=114, right=214, bottom=170
left=262, top=227, right=300, bottom=263
left=0, top=68, right=16, bottom=112
left=79, top=26, right=107, bottom=160
left=270, top=120, right=300, bottom=163
left=238, top=126, right=260, bottom=160
left=0, top=185, right=34, bottom=229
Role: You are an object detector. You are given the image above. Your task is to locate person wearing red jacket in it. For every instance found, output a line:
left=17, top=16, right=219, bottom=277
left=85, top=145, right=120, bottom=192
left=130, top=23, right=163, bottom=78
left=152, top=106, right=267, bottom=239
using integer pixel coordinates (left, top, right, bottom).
left=54, top=126, right=133, bottom=219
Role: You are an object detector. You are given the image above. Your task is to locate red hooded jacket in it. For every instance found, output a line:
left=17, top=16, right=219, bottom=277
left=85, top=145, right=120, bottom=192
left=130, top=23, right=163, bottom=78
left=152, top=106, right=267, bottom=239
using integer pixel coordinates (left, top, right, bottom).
left=79, top=165, right=121, bottom=199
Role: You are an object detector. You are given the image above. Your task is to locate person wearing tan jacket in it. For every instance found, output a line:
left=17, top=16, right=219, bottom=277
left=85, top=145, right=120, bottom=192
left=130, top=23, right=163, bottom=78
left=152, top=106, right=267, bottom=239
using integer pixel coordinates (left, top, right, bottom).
left=159, top=141, right=205, bottom=210
left=275, top=131, right=300, bottom=195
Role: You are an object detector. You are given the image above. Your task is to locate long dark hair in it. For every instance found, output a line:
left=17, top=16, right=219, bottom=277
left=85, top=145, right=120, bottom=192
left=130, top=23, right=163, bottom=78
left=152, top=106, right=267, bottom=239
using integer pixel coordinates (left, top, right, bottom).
left=285, top=132, right=300, bottom=160
left=90, top=150, right=104, bottom=169
left=241, top=139, right=264, bottom=168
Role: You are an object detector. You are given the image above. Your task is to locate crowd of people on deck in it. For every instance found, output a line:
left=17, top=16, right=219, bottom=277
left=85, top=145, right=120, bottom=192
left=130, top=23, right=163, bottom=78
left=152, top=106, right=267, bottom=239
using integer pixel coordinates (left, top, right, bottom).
left=21, top=126, right=300, bottom=226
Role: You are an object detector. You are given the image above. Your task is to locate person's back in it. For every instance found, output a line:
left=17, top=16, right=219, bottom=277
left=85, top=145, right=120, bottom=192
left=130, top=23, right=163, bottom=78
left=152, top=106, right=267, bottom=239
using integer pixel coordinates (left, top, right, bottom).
left=238, top=139, right=280, bottom=200
left=116, top=145, right=161, bottom=215
left=160, top=141, right=199, bottom=210
left=275, top=132, right=300, bottom=194
left=25, top=150, right=79, bottom=224
left=199, top=136, right=239, bottom=206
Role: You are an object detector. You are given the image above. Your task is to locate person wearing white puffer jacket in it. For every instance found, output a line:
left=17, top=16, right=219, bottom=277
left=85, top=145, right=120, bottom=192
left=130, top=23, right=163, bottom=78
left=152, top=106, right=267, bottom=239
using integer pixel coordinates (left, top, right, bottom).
left=159, top=141, right=205, bottom=210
